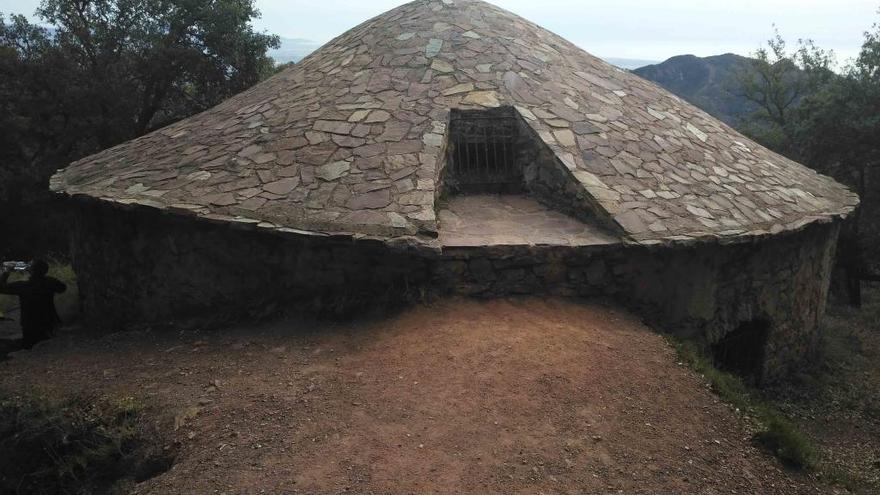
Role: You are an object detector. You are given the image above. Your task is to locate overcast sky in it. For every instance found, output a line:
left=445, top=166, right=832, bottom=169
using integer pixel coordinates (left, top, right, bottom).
left=2, top=0, right=878, bottom=63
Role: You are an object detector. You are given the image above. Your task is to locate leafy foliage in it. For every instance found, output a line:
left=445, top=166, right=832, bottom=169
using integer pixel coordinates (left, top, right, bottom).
left=734, top=27, right=837, bottom=156
left=734, top=18, right=880, bottom=297
left=0, top=0, right=279, bottom=257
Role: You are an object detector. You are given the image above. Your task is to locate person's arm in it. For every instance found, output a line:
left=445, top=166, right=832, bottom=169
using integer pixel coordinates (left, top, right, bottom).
left=51, top=277, right=67, bottom=294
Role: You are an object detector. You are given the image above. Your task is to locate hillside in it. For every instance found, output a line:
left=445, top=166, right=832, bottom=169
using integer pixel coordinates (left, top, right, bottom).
left=634, top=53, right=758, bottom=126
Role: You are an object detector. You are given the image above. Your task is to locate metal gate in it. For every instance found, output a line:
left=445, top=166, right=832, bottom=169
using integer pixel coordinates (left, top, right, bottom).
left=446, top=109, right=521, bottom=193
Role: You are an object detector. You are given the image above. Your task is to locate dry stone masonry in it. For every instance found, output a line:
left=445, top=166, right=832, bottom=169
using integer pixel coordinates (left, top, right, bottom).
left=51, top=0, right=858, bottom=383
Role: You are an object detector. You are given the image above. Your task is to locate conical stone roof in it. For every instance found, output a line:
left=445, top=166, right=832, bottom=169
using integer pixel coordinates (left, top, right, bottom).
left=51, top=0, right=858, bottom=245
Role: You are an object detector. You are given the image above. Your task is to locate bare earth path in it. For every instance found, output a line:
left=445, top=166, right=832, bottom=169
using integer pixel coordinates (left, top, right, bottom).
left=1, top=298, right=828, bottom=494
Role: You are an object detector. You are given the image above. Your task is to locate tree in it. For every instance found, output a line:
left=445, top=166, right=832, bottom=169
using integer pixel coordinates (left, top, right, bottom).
left=735, top=20, right=880, bottom=306
left=0, top=0, right=279, bottom=256
left=735, top=27, right=836, bottom=157
left=792, top=21, right=880, bottom=305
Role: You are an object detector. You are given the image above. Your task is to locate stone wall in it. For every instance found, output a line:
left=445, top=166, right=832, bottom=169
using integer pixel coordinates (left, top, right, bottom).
left=434, top=221, right=840, bottom=383
left=70, top=200, right=433, bottom=332
left=69, top=198, right=839, bottom=383
left=516, top=114, right=621, bottom=234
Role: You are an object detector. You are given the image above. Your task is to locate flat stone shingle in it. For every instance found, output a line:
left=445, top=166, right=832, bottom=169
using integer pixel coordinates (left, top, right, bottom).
left=51, top=0, right=858, bottom=243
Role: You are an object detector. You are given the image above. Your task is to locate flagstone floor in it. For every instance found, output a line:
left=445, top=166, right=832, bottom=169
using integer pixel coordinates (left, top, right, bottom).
left=437, top=194, right=619, bottom=247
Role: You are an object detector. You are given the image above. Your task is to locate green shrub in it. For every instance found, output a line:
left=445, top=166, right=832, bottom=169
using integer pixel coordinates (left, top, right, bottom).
left=0, top=393, right=167, bottom=494
left=754, top=414, right=816, bottom=469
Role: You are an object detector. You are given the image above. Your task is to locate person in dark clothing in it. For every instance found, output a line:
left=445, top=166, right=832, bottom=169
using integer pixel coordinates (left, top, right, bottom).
left=0, top=260, right=66, bottom=349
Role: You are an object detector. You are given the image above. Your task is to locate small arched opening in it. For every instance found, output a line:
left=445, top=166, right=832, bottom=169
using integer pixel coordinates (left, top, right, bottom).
left=711, top=319, right=771, bottom=383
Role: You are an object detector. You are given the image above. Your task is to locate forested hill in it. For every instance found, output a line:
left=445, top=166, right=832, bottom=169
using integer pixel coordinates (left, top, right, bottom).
left=633, top=53, right=758, bottom=126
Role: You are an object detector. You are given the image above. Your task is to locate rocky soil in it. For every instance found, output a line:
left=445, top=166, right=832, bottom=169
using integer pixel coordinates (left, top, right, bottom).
left=0, top=298, right=844, bottom=494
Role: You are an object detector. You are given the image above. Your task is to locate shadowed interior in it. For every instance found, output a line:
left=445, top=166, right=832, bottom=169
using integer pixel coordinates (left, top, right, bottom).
left=712, top=319, right=771, bottom=382
left=444, top=107, right=522, bottom=194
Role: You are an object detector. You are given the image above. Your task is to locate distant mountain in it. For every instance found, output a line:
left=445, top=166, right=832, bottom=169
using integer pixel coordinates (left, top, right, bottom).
left=633, top=53, right=759, bottom=126
left=268, top=37, right=322, bottom=64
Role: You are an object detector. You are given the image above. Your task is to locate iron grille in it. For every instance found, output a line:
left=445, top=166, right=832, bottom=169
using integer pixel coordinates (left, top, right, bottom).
left=447, top=109, right=520, bottom=192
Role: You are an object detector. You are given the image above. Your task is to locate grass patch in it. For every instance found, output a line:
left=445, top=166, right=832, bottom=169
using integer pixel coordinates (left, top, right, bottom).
left=672, top=339, right=817, bottom=470
left=674, top=340, right=752, bottom=411
left=0, top=392, right=172, bottom=494
left=823, top=465, right=871, bottom=495
left=817, top=284, right=880, bottom=418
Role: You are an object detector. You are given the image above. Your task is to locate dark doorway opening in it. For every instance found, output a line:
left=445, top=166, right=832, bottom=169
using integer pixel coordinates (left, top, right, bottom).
left=711, top=319, right=770, bottom=383
left=445, top=107, right=521, bottom=194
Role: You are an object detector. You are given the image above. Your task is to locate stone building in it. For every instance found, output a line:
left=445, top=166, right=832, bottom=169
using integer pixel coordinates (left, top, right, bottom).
left=51, top=0, right=858, bottom=382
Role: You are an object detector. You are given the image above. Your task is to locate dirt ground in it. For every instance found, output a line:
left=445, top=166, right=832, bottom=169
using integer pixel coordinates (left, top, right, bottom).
left=0, top=298, right=841, bottom=494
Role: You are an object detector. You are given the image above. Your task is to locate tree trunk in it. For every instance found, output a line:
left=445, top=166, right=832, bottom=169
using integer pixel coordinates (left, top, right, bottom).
left=843, top=163, right=868, bottom=307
